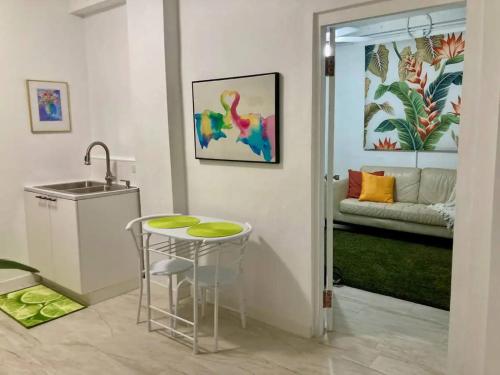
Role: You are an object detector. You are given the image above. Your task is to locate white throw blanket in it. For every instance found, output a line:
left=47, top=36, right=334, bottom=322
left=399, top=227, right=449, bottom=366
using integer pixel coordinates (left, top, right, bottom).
left=430, top=187, right=456, bottom=229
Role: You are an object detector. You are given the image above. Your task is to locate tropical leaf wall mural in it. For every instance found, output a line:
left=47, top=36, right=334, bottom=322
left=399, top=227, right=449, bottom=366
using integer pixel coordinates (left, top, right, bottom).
left=364, top=32, right=464, bottom=151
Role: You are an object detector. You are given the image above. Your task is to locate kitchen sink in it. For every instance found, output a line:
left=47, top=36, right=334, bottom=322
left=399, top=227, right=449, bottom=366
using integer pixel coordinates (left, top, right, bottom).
left=64, top=185, right=129, bottom=194
left=38, top=180, right=106, bottom=191
left=29, top=180, right=136, bottom=200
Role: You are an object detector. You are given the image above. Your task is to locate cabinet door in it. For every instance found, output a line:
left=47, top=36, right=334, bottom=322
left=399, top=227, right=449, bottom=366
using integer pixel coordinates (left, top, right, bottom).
left=24, top=192, right=53, bottom=279
left=77, top=192, right=140, bottom=293
left=48, top=197, right=82, bottom=293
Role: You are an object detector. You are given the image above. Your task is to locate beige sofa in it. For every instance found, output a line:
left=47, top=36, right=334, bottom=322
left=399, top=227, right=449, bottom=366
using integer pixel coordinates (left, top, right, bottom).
left=333, top=166, right=455, bottom=239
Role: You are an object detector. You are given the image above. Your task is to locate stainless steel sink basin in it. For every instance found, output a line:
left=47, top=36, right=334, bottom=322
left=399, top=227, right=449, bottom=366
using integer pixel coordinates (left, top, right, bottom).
left=38, top=180, right=106, bottom=191
left=64, top=185, right=129, bottom=194
left=28, top=180, right=137, bottom=200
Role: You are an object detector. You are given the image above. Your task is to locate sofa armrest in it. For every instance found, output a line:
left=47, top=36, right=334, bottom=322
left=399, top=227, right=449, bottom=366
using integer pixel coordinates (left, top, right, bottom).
left=332, top=179, right=348, bottom=219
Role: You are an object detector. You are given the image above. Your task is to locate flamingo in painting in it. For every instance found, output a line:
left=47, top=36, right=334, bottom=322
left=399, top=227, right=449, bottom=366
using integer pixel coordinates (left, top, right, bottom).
left=220, top=90, right=276, bottom=162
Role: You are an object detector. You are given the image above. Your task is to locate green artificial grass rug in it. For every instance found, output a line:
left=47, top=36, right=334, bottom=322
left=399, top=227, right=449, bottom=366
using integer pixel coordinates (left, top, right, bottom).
left=0, top=284, right=85, bottom=328
left=187, top=222, right=243, bottom=238
left=147, top=215, right=200, bottom=229
left=333, top=228, right=452, bottom=310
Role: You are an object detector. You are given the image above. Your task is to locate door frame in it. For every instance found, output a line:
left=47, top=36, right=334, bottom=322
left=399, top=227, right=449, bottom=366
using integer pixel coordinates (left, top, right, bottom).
left=311, top=0, right=466, bottom=337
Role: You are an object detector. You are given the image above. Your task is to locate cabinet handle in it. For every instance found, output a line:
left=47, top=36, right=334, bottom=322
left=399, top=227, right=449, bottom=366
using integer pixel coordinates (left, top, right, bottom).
left=35, top=195, right=57, bottom=202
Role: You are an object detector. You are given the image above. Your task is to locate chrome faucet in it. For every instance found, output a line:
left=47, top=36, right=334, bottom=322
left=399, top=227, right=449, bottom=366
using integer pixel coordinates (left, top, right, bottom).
left=84, top=141, right=115, bottom=187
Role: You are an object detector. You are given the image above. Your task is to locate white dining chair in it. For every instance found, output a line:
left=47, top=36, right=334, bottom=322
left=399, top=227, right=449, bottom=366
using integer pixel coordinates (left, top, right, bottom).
left=125, top=214, right=193, bottom=324
left=175, top=234, right=250, bottom=351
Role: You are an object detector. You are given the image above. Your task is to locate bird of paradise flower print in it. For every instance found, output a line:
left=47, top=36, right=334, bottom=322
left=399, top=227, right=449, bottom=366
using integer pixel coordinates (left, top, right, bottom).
left=364, top=33, right=464, bottom=151
left=374, top=138, right=399, bottom=150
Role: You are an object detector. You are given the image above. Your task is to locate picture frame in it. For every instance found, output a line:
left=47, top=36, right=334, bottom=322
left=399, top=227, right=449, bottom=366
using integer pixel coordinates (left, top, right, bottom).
left=26, top=80, right=72, bottom=133
left=192, top=72, right=280, bottom=164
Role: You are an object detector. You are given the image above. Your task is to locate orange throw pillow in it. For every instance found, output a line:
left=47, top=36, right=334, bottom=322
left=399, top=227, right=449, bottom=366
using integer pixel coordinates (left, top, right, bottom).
left=347, top=169, right=385, bottom=199
left=359, top=172, right=395, bottom=203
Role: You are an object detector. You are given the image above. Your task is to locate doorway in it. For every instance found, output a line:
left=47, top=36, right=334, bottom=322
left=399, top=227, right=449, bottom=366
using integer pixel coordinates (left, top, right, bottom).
left=318, top=3, right=465, bottom=374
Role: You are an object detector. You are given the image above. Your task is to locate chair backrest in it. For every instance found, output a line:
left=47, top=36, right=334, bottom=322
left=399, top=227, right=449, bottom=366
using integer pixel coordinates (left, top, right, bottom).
left=213, top=223, right=252, bottom=280
left=125, top=214, right=180, bottom=272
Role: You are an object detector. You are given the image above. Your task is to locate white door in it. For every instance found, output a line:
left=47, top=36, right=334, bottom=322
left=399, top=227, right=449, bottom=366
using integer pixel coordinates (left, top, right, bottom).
left=24, top=192, right=53, bottom=279
left=323, top=27, right=336, bottom=331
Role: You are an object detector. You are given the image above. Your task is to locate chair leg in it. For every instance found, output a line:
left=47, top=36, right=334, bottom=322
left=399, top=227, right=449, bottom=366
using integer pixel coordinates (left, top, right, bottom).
left=238, top=278, right=246, bottom=329
left=173, top=281, right=180, bottom=337
left=168, top=275, right=174, bottom=335
left=214, top=283, right=219, bottom=352
left=137, top=276, right=143, bottom=324
left=201, top=288, right=207, bottom=317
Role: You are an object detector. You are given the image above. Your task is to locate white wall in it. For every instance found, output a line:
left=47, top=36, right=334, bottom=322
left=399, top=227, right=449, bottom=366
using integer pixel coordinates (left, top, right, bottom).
left=333, top=41, right=458, bottom=178
left=126, top=0, right=178, bottom=214
left=0, top=1, right=90, bottom=281
left=448, top=0, right=500, bottom=373
left=83, top=4, right=138, bottom=185
left=179, top=0, right=333, bottom=336
left=84, top=4, right=133, bottom=159
left=69, top=0, right=126, bottom=17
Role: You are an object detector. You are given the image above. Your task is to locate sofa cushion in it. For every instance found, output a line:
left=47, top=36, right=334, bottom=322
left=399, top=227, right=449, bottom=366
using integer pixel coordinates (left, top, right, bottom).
left=418, top=168, right=456, bottom=204
left=359, top=173, right=395, bottom=203
left=347, top=169, right=384, bottom=198
left=339, top=198, right=447, bottom=227
left=361, top=166, right=421, bottom=203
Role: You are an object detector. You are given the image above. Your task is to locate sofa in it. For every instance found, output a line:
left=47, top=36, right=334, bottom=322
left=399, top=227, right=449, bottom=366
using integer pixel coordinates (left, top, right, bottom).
left=333, top=166, right=455, bottom=239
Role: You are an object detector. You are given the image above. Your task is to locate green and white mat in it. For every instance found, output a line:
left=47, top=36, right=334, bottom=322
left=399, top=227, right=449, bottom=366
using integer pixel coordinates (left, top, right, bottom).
left=0, top=284, right=85, bottom=328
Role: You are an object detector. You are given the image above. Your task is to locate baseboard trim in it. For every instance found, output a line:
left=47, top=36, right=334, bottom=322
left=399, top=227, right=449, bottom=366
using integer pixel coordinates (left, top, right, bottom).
left=202, top=293, right=313, bottom=338
left=0, top=273, right=40, bottom=294
left=41, top=278, right=138, bottom=306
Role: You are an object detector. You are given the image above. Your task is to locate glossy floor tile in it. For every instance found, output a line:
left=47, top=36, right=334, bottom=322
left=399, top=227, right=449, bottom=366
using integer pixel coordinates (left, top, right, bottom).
left=0, top=286, right=448, bottom=374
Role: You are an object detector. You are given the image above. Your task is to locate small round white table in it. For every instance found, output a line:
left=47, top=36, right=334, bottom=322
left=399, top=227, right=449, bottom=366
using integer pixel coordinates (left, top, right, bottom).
left=142, top=215, right=252, bottom=354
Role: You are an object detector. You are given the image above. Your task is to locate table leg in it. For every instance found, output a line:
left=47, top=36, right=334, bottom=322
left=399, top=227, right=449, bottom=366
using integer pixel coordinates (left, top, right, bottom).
left=192, top=243, right=199, bottom=354
left=145, top=233, right=152, bottom=332
left=214, top=251, right=220, bottom=352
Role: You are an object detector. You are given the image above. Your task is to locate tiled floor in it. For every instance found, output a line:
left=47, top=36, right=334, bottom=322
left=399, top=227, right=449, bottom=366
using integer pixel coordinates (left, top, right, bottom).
left=0, top=285, right=448, bottom=374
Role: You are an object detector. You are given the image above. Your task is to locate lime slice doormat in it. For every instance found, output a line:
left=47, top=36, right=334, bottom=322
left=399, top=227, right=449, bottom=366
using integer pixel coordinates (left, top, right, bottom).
left=147, top=215, right=201, bottom=229
left=0, top=284, right=85, bottom=328
left=187, top=222, right=243, bottom=238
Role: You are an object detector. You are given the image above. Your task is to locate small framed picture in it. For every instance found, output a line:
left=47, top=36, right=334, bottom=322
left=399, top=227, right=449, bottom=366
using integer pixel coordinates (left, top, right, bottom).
left=26, top=80, right=71, bottom=133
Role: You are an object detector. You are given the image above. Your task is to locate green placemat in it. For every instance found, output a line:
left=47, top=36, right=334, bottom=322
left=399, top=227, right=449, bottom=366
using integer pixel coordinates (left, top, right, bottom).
left=187, top=222, right=243, bottom=238
left=0, top=284, right=85, bottom=328
left=147, top=215, right=200, bottom=229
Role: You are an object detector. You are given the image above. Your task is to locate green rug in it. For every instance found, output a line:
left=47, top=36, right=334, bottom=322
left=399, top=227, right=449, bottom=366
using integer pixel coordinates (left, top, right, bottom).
left=0, top=284, right=85, bottom=328
left=333, top=228, right=452, bottom=310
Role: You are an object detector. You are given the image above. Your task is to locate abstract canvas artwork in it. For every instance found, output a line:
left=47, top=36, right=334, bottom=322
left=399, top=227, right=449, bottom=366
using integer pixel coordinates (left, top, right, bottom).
left=27, top=80, right=71, bottom=133
left=192, top=73, right=279, bottom=163
left=364, top=33, right=464, bottom=151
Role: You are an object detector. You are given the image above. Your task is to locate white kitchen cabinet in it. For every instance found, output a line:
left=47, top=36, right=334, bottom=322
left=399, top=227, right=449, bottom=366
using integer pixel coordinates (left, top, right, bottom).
left=24, top=188, right=140, bottom=303
left=24, top=193, right=54, bottom=279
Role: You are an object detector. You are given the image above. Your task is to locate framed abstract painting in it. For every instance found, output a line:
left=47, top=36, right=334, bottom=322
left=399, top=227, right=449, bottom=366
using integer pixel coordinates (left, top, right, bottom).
left=192, top=72, right=280, bottom=163
left=26, top=80, right=71, bottom=133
